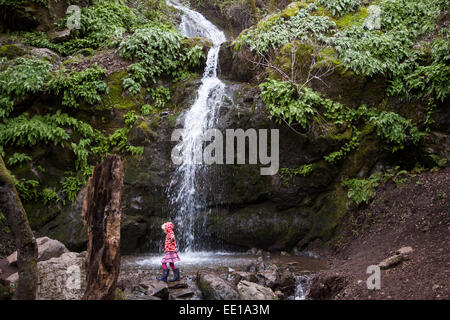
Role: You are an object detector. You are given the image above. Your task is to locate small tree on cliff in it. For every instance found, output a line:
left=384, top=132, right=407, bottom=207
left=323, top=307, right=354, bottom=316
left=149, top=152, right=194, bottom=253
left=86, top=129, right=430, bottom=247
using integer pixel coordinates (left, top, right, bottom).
left=0, top=156, right=38, bottom=300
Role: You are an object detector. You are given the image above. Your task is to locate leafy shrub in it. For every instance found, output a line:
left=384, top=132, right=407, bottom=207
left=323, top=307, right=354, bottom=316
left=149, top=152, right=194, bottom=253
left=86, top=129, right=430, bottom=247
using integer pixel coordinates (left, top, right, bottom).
left=370, top=111, right=423, bottom=151
left=342, top=174, right=382, bottom=206
left=118, top=25, right=201, bottom=92
left=0, top=57, right=51, bottom=118
left=318, top=0, right=361, bottom=17
left=42, top=188, right=61, bottom=205
left=150, top=86, right=171, bottom=108
left=259, top=79, right=317, bottom=128
left=47, top=65, right=108, bottom=108
left=7, top=153, right=32, bottom=167
left=235, top=4, right=335, bottom=53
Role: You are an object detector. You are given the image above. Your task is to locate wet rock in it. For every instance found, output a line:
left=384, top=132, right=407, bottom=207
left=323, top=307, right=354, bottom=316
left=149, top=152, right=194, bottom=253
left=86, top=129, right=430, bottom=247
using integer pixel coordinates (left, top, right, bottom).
left=139, top=280, right=169, bottom=299
left=228, top=271, right=259, bottom=286
left=197, top=272, right=239, bottom=300
left=172, top=288, right=195, bottom=299
left=168, top=280, right=188, bottom=289
left=237, top=280, right=279, bottom=300
left=7, top=237, right=69, bottom=267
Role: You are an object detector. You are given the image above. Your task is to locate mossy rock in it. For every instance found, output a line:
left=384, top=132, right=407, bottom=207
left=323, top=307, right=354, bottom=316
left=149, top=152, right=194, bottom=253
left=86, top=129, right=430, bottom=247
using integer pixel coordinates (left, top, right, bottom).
left=100, top=70, right=142, bottom=111
left=0, top=44, right=26, bottom=59
left=280, top=2, right=309, bottom=19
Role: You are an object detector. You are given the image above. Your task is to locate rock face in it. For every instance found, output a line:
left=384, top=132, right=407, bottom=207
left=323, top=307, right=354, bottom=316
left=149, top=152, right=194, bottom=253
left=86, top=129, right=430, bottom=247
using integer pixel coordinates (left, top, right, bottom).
left=197, top=272, right=240, bottom=300
left=7, top=237, right=68, bottom=267
left=237, top=280, right=279, bottom=300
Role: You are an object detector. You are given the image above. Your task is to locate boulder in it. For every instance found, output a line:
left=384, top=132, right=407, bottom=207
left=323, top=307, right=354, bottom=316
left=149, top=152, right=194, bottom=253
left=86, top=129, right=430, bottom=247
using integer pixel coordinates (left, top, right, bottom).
left=197, top=272, right=239, bottom=300
left=237, top=280, right=279, bottom=300
left=37, top=251, right=86, bottom=300
left=139, top=280, right=169, bottom=299
left=7, top=237, right=69, bottom=267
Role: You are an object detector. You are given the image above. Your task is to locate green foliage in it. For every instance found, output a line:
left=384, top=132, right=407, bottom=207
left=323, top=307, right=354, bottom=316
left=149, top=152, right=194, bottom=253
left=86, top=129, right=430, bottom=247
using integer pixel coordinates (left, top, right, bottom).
left=61, top=175, right=85, bottom=203
left=41, top=188, right=61, bottom=205
left=280, top=164, right=313, bottom=184
left=0, top=111, right=95, bottom=147
left=23, top=1, right=141, bottom=55
left=332, top=0, right=448, bottom=108
left=318, top=0, right=361, bottom=17
left=11, top=174, right=40, bottom=201
left=47, top=65, right=108, bottom=108
left=370, top=111, right=422, bottom=152
left=150, top=86, right=171, bottom=108
left=0, top=57, right=51, bottom=118
left=118, top=25, right=202, bottom=93
left=7, top=153, right=32, bottom=167
left=324, top=132, right=360, bottom=163
left=259, top=79, right=317, bottom=128
left=141, top=104, right=154, bottom=116
left=235, top=4, right=335, bottom=53
left=108, top=110, right=143, bottom=155
left=342, top=173, right=381, bottom=206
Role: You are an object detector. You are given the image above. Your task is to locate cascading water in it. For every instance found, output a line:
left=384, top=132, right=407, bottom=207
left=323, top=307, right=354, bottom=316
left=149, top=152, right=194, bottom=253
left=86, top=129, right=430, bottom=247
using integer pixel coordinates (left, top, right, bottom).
left=166, top=0, right=227, bottom=251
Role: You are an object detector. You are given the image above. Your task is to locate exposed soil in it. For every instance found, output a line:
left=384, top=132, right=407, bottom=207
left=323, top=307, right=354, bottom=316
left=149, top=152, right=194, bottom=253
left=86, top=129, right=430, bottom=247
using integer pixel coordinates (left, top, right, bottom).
left=310, top=167, right=450, bottom=300
left=72, top=49, right=131, bottom=75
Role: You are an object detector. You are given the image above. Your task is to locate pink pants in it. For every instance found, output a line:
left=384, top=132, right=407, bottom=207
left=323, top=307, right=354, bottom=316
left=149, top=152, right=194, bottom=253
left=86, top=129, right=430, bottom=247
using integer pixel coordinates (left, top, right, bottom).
left=162, top=262, right=176, bottom=270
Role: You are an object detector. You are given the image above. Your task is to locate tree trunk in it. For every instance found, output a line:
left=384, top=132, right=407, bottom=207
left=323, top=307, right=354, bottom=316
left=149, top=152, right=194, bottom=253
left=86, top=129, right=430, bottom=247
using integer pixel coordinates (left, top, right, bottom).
left=270, top=0, right=275, bottom=13
left=250, top=0, right=259, bottom=23
left=0, top=156, right=38, bottom=300
left=82, top=155, right=124, bottom=300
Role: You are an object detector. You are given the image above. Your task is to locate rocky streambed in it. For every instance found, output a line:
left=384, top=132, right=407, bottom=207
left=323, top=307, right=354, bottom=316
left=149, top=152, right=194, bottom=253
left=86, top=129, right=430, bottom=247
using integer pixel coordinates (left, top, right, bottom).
left=119, top=250, right=328, bottom=300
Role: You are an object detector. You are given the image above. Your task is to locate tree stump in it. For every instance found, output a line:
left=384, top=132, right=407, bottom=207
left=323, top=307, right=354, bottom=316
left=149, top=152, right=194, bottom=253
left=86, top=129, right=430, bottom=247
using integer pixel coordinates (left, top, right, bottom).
left=0, top=156, right=38, bottom=300
left=82, top=155, right=124, bottom=300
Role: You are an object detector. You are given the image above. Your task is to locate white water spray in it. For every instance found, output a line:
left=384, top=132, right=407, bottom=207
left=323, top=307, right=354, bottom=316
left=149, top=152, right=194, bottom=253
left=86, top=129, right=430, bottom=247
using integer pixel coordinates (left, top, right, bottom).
left=166, top=0, right=227, bottom=251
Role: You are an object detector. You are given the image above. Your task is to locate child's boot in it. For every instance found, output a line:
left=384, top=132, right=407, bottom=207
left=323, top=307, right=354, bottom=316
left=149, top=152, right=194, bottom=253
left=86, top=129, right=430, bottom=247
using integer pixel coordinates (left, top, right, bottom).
left=169, top=268, right=180, bottom=282
left=157, top=269, right=170, bottom=282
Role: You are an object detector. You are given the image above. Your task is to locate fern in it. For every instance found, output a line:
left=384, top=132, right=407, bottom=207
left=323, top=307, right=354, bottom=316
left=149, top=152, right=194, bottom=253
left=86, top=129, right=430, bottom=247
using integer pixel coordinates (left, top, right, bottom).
left=7, top=153, right=32, bottom=167
left=47, top=65, right=108, bottom=108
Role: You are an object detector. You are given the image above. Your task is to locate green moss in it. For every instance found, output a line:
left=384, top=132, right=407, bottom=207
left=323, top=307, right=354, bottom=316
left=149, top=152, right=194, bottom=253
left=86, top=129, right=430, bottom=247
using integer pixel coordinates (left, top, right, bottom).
left=335, top=7, right=368, bottom=29
left=101, top=70, right=140, bottom=110
left=312, top=5, right=368, bottom=30
left=0, top=45, right=25, bottom=59
left=138, top=121, right=151, bottom=134
left=280, top=1, right=308, bottom=18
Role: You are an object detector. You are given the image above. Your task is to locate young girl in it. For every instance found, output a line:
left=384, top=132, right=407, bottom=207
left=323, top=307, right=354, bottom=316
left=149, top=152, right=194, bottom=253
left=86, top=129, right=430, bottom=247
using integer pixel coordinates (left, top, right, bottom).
left=157, top=221, right=181, bottom=282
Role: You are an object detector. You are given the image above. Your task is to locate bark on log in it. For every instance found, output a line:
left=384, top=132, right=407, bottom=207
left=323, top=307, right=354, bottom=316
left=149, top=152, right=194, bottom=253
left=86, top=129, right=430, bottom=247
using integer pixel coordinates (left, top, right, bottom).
left=0, top=156, right=38, bottom=300
left=82, top=155, right=124, bottom=300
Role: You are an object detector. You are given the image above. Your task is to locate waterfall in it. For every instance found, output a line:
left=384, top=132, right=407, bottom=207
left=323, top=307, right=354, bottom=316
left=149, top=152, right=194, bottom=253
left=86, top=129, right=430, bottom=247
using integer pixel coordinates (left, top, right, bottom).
left=166, top=0, right=227, bottom=251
